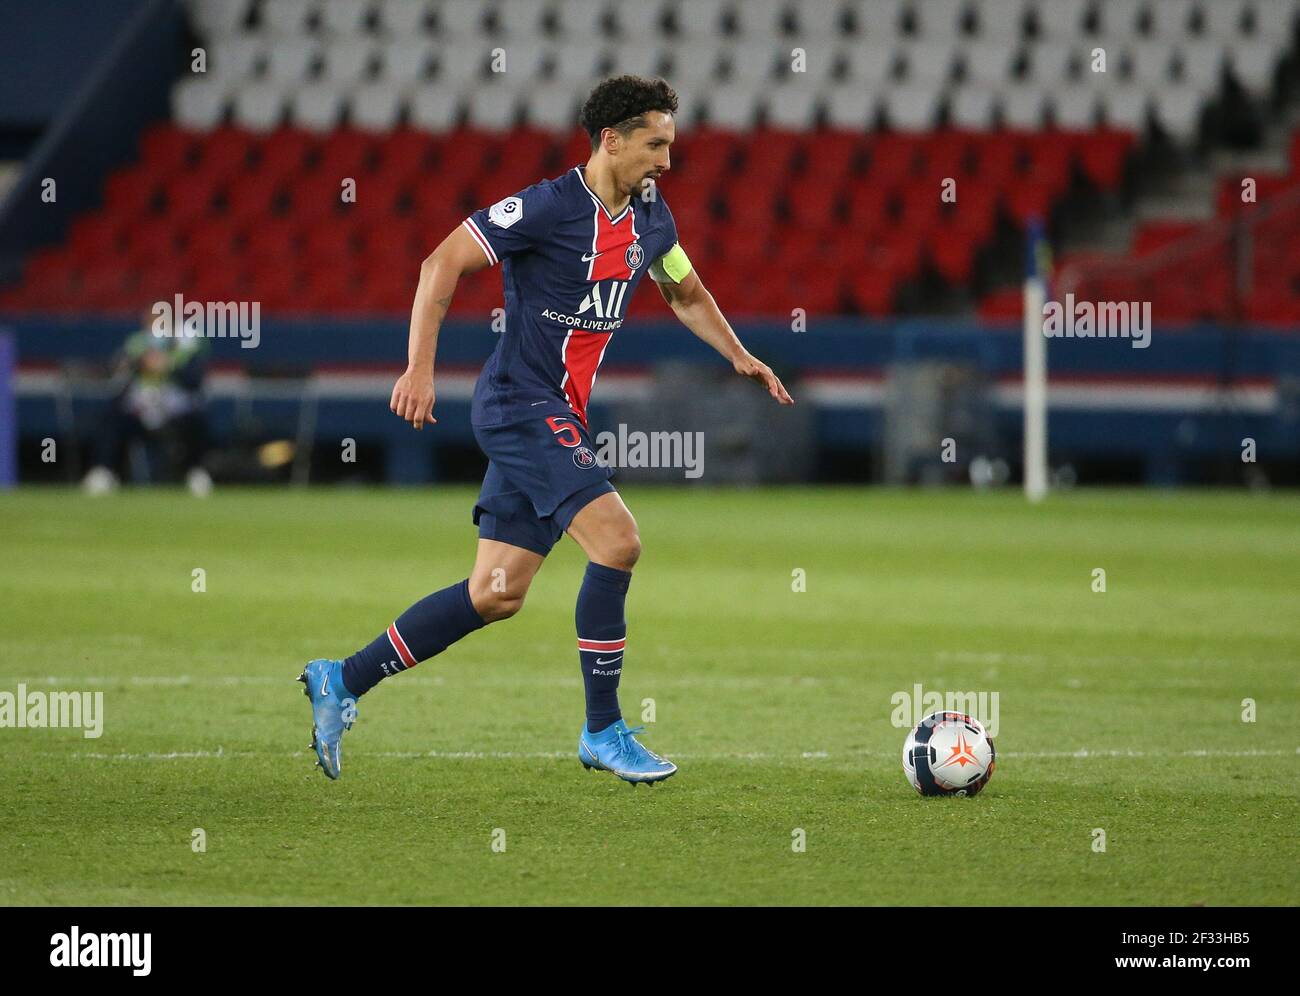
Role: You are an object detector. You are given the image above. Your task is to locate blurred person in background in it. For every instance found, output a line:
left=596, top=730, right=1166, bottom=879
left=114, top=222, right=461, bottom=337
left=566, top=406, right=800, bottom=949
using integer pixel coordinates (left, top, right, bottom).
left=82, top=306, right=212, bottom=496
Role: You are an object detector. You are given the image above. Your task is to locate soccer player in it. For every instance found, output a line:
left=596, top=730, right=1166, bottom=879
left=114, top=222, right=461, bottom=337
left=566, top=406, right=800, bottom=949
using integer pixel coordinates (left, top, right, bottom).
left=299, top=76, right=792, bottom=783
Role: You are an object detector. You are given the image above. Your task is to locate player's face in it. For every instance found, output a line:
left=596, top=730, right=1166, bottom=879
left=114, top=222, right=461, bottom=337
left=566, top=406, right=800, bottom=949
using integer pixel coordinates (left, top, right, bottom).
left=621, top=111, right=674, bottom=194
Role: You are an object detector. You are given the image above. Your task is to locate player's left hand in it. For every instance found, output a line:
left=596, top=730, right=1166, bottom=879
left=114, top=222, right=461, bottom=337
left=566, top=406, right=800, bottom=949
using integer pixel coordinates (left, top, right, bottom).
left=734, top=353, right=794, bottom=405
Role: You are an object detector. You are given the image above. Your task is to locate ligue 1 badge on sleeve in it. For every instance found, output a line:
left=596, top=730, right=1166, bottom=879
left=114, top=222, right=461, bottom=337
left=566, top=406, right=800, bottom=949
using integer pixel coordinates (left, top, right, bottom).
left=489, top=195, right=523, bottom=229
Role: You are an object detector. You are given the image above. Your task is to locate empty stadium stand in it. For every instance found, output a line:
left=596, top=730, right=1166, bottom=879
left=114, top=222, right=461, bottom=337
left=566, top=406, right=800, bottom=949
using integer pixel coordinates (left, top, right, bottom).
left=1, top=0, right=1299, bottom=322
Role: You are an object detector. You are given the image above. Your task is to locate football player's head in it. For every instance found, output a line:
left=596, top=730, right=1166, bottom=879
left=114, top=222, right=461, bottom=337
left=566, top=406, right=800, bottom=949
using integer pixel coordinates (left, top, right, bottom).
left=579, top=75, right=678, bottom=193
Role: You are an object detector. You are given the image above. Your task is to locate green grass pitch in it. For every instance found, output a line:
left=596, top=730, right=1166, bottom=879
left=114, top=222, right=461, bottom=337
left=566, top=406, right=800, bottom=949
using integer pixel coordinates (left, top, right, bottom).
left=1, top=486, right=1296, bottom=905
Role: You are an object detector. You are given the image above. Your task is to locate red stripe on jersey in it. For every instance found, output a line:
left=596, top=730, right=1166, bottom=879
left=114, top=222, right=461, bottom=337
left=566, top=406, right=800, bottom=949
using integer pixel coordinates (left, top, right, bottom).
left=589, top=210, right=638, bottom=281
left=562, top=330, right=612, bottom=427
left=387, top=623, right=418, bottom=669
left=578, top=638, right=626, bottom=652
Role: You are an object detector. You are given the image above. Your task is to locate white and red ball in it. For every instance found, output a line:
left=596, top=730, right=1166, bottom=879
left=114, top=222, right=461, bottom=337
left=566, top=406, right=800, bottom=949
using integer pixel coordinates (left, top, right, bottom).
left=902, top=711, right=996, bottom=796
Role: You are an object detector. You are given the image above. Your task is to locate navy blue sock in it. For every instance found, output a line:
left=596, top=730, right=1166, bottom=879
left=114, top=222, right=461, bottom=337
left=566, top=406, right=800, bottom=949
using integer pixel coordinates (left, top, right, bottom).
left=577, top=562, right=632, bottom=734
left=342, top=578, right=486, bottom=696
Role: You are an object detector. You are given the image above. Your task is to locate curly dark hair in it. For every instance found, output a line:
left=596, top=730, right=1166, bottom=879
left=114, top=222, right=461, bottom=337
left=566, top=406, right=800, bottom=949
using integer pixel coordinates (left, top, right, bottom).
left=578, top=75, right=678, bottom=150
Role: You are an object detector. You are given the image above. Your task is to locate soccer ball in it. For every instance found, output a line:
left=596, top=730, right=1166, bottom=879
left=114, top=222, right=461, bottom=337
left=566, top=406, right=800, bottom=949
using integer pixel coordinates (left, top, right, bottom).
left=902, top=711, right=996, bottom=797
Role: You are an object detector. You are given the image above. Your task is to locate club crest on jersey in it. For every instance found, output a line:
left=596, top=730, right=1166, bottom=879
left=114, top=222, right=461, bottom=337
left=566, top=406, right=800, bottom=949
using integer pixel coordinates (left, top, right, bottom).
left=625, top=242, right=644, bottom=270
left=488, top=195, right=523, bottom=228
left=573, top=446, right=597, bottom=469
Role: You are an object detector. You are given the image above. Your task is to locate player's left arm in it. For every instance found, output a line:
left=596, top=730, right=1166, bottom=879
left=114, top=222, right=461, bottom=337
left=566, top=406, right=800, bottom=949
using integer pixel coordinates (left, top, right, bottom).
left=655, top=248, right=793, bottom=405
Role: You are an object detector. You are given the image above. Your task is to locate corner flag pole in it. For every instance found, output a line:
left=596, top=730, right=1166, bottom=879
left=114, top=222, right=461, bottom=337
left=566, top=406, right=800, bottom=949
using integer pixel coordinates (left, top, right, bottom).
left=1022, top=219, right=1049, bottom=502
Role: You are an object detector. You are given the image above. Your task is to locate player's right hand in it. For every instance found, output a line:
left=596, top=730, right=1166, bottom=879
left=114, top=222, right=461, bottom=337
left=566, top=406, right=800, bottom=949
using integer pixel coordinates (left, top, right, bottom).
left=390, top=367, right=437, bottom=430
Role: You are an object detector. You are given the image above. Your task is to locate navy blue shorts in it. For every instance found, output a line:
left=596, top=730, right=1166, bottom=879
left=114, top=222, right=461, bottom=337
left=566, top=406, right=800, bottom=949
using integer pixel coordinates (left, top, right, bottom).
left=471, top=414, right=615, bottom=557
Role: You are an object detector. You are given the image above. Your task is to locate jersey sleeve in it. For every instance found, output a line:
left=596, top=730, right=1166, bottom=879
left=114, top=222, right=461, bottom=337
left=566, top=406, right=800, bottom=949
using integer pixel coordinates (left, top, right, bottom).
left=462, top=182, right=558, bottom=266
left=648, top=200, right=693, bottom=284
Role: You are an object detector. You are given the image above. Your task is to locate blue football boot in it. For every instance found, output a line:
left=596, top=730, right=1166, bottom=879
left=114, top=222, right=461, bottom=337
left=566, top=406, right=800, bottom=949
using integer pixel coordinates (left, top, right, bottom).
left=297, top=659, right=357, bottom=780
left=578, top=719, right=677, bottom=785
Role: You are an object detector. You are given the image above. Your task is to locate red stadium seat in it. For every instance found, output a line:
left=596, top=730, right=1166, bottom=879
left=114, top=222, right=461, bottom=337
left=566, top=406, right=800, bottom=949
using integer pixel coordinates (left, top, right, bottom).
left=379, top=129, right=437, bottom=179
left=139, top=124, right=199, bottom=175
left=867, top=133, right=927, bottom=183
left=186, top=260, right=247, bottom=302
left=67, top=213, right=125, bottom=259
left=978, top=286, right=1022, bottom=320
left=1074, top=130, right=1134, bottom=190
left=238, top=218, right=301, bottom=271
left=1247, top=288, right=1300, bottom=324
left=921, top=130, right=982, bottom=181
left=672, top=126, right=739, bottom=178
left=714, top=176, right=779, bottom=228
left=254, top=128, right=320, bottom=184
left=197, top=126, right=259, bottom=180
left=284, top=172, right=349, bottom=222
left=929, top=237, right=977, bottom=284
left=846, top=182, right=891, bottom=228
left=163, top=171, right=224, bottom=226
left=22, top=247, right=81, bottom=301
left=801, top=131, right=863, bottom=184
left=1022, top=134, right=1074, bottom=195
left=104, top=167, right=162, bottom=217
left=948, top=186, right=999, bottom=244
left=974, top=132, right=1027, bottom=189
left=122, top=216, right=183, bottom=265
left=496, top=127, right=555, bottom=170
left=896, top=179, right=944, bottom=234
left=445, top=127, right=499, bottom=171
left=1003, top=180, right=1057, bottom=226
left=845, top=264, right=899, bottom=316
left=81, top=261, right=143, bottom=312
left=1133, top=221, right=1199, bottom=256
left=562, top=128, right=592, bottom=167
left=318, top=127, right=383, bottom=178
left=874, top=231, right=927, bottom=283
left=446, top=267, right=502, bottom=315
left=743, top=128, right=806, bottom=178
left=222, top=171, right=283, bottom=226
left=785, top=181, right=841, bottom=229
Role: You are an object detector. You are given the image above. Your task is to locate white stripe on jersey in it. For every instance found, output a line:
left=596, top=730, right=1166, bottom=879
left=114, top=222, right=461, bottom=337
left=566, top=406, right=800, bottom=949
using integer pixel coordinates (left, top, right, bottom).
left=462, top=217, right=498, bottom=266
left=585, top=202, right=600, bottom=282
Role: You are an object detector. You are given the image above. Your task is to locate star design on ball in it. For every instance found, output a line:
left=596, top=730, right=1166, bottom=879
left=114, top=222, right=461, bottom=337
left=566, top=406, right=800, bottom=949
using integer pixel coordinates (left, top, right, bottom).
left=938, top=732, right=978, bottom=768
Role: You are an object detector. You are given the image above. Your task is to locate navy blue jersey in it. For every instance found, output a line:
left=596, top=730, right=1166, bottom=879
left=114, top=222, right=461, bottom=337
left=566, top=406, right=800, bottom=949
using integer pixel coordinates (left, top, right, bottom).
left=462, top=165, right=680, bottom=429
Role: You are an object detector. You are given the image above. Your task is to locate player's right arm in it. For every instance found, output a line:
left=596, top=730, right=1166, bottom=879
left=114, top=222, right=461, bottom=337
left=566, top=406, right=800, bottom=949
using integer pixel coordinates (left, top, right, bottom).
left=390, top=225, right=493, bottom=430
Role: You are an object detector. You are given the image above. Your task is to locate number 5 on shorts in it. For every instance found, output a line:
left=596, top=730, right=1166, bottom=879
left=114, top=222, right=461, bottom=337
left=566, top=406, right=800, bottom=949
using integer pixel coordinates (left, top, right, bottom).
left=546, top=416, right=581, bottom=448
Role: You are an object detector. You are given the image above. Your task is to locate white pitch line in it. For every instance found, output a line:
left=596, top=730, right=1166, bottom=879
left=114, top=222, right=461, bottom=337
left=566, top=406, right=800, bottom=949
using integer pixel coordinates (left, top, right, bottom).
left=9, top=663, right=1293, bottom=690
left=30, top=747, right=1300, bottom=763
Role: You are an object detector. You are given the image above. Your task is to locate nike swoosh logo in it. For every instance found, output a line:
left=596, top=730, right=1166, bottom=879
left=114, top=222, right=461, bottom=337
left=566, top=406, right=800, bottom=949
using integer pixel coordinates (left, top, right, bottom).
left=581, top=251, right=602, bottom=261
left=595, top=656, right=623, bottom=665
left=319, top=674, right=329, bottom=697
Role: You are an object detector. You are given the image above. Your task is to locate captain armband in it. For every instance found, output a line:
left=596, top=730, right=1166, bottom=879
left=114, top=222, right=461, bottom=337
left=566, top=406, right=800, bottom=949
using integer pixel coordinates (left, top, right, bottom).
left=648, top=242, right=693, bottom=284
